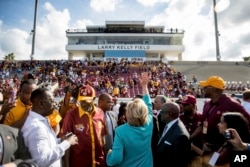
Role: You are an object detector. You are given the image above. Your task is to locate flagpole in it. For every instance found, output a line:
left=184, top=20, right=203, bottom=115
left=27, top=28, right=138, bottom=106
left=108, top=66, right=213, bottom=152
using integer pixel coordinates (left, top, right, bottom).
left=31, top=0, right=38, bottom=60
left=213, top=0, right=221, bottom=61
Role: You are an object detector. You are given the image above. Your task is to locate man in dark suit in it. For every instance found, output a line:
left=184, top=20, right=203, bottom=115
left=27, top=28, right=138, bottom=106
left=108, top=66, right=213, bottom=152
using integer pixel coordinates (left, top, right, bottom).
left=0, top=124, right=31, bottom=166
left=155, top=102, right=190, bottom=167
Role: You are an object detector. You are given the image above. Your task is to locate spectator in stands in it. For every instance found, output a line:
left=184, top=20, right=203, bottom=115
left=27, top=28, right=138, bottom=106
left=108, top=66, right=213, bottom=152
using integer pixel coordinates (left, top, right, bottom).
left=98, top=93, right=117, bottom=153
left=179, top=95, right=203, bottom=167
left=21, top=88, right=78, bottom=167
left=192, top=75, right=198, bottom=84
left=106, top=72, right=153, bottom=167
left=60, top=85, right=107, bottom=167
left=242, top=89, right=250, bottom=114
left=193, top=76, right=250, bottom=159
left=155, top=102, right=190, bottom=167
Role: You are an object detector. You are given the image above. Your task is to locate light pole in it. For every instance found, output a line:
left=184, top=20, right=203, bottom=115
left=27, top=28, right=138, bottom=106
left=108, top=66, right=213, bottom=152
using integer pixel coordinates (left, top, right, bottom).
left=31, top=0, right=38, bottom=60
left=213, top=0, right=221, bottom=61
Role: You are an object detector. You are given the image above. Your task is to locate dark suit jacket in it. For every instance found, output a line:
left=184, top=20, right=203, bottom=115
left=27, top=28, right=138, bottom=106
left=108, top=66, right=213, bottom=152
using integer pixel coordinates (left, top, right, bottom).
left=0, top=124, right=31, bottom=165
left=151, top=115, right=160, bottom=166
left=157, top=112, right=166, bottom=136
left=155, top=119, right=191, bottom=167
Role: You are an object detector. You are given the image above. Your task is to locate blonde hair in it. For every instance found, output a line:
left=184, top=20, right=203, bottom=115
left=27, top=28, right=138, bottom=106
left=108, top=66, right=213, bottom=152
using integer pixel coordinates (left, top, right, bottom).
left=126, top=98, right=148, bottom=126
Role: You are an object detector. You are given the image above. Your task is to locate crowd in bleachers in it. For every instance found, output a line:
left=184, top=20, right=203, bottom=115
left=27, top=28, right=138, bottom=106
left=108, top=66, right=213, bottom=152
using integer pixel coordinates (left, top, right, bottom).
left=1, top=59, right=250, bottom=104
left=0, top=60, right=202, bottom=99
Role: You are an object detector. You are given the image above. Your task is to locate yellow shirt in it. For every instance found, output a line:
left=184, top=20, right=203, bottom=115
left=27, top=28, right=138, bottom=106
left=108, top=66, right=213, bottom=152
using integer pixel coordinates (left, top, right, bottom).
left=113, top=87, right=119, bottom=95
left=4, top=98, right=61, bottom=128
left=4, top=98, right=31, bottom=126
left=47, top=109, right=62, bottom=127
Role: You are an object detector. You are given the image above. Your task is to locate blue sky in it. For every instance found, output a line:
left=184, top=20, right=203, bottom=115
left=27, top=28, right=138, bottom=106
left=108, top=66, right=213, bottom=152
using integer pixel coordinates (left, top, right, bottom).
left=0, top=0, right=249, bottom=61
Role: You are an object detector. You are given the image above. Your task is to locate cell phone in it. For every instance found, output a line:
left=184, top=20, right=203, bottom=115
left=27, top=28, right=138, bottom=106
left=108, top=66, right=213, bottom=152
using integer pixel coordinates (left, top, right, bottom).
left=224, top=130, right=232, bottom=140
left=10, top=90, right=16, bottom=103
left=65, top=132, right=73, bottom=138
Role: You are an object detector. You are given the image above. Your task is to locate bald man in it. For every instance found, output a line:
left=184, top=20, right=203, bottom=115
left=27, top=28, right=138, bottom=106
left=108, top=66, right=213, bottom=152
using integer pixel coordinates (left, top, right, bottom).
left=155, top=102, right=190, bottom=167
left=98, top=93, right=117, bottom=153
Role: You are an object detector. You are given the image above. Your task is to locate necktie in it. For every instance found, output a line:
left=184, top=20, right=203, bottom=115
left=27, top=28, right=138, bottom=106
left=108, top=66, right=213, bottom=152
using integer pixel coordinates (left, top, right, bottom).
left=158, top=125, right=168, bottom=144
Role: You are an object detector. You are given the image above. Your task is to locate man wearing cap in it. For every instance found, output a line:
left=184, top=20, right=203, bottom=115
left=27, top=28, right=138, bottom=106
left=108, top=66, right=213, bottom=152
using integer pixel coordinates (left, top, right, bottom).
left=180, top=94, right=203, bottom=166
left=60, top=85, right=107, bottom=167
left=193, top=76, right=250, bottom=154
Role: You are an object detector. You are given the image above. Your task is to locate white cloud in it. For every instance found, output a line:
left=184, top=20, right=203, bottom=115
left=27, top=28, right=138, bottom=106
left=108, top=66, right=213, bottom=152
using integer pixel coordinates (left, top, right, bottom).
left=0, top=2, right=71, bottom=60
left=0, top=20, right=31, bottom=60
left=137, top=0, right=169, bottom=7
left=90, top=0, right=122, bottom=12
left=73, top=19, right=94, bottom=29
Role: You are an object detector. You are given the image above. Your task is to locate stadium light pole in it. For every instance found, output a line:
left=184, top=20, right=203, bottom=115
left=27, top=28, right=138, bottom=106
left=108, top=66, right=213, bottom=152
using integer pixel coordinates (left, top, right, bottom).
left=213, top=0, right=221, bottom=61
left=31, top=0, right=38, bottom=60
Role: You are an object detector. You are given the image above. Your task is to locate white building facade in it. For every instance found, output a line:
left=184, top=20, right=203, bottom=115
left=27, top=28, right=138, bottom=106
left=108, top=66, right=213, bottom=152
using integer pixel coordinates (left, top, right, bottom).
left=66, top=21, right=185, bottom=62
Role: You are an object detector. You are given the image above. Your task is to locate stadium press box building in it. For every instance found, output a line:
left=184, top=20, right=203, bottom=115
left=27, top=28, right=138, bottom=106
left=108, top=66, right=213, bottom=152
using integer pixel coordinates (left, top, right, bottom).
left=66, top=21, right=185, bottom=62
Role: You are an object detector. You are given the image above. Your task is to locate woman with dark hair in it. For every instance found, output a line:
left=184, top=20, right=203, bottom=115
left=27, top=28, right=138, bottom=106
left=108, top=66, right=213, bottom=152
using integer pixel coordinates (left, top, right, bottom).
left=216, top=112, right=250, bottom=167
left=117, top=102, right=127, bottom=126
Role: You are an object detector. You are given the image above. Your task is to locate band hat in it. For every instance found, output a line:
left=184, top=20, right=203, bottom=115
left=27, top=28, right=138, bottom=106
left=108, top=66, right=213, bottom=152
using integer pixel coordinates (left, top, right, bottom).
left=199, top=76, right=225, bottom=90
left=181, top=95, right=196, bottom=105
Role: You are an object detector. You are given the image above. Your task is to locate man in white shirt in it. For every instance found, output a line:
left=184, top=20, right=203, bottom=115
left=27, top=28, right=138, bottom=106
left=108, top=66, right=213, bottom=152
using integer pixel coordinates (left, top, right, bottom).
left=21, top=88, right=78, bottom=167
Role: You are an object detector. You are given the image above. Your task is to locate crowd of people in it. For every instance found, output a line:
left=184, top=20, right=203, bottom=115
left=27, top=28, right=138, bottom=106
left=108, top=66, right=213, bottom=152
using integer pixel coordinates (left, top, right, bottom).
left=1, top=60, right=250, bottom=167
left=0, top=60, right=203, bottom=100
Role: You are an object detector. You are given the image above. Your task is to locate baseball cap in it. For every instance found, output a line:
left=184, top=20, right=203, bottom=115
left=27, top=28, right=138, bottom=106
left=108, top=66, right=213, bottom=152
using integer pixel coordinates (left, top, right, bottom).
left=181, top=95, right=196, bottom=105
left=77, top=85, right=96, bottom=102
left=199, top=76, right=225, bottom=90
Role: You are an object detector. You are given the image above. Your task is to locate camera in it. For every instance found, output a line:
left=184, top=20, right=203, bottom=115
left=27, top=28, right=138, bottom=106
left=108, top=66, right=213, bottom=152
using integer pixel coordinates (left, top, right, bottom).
left=224, top=130, right=232, bottom=140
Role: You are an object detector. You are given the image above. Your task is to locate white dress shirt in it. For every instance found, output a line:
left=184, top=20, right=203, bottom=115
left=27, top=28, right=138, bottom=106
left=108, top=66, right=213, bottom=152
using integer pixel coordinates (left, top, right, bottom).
left=21, top=111, right=70, bottom=167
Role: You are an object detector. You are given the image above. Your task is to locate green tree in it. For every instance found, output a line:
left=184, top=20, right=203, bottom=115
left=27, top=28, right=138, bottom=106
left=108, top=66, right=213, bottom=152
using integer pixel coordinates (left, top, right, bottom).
left=243, top=56, right=250, bottom=62
left=3, top=52, right=15, bottom=61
